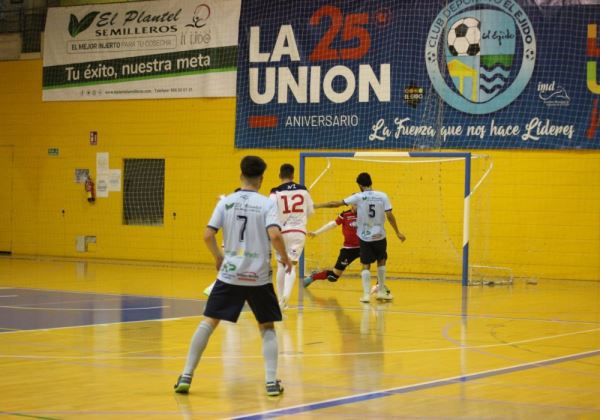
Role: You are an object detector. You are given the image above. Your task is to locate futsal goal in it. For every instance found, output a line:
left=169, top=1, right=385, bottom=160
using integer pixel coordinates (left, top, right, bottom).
left=299, top=151, right=509, bottom=287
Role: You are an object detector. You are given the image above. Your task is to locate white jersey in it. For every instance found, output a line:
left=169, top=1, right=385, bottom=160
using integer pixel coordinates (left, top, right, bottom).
left=343, top=190, right=392, bottom=242
left=269, top=182, right=314, bottom=234
left=207, top=189, right=280, bottom=286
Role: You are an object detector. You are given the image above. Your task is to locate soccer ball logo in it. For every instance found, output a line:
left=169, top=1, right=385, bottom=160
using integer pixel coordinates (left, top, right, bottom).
left=447, top=18, right=481, bottom=57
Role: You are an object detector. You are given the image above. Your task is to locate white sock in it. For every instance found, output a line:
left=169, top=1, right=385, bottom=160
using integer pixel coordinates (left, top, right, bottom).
left=261, top=327, right=278, bottom=383
left=361, top=269, right=371, bottom=296
left=283, top=265, right=296, bottom=301
left=276, top=263, right=285, bottom=297
left=183, top=320, right=215, bottom=376
left=377, top=266, right=386, bottom=292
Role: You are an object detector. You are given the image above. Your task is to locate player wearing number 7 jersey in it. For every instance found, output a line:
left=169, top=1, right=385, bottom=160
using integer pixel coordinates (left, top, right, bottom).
left=174, top=156, right=291, bottom=397
left=315, top=172, right=406, bottom=303
left=270, top=163, right=314, bottom=309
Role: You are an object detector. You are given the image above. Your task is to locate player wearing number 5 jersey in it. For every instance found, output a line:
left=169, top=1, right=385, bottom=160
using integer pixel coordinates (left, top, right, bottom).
left=315, top=172, right=406, bottom=303
left=270, top=163, right=314, bottom=309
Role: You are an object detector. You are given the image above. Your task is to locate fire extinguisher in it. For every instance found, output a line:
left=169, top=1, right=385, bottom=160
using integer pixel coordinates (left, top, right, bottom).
left=85, top=175, right=96, bottom=203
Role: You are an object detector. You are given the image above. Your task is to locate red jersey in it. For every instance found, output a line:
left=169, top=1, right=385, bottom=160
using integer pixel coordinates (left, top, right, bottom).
left=335, top=209, right=359, bottom=248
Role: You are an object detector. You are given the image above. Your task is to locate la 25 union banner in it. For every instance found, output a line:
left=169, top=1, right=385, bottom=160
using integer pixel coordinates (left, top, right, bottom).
left=43, top=0, right=240, bottom=101
left=235, top=0, right=600, bottom=150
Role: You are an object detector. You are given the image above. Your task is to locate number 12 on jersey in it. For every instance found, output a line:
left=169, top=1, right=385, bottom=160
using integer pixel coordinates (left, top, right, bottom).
left=280, top=194, right=305, bottom=214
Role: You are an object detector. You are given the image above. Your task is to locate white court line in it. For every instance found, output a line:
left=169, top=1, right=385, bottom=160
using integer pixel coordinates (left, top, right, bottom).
left=0, top=295, right=18, bottom=298
left=0, top=316, right=186, bottom=334
left=0, top=304, right=169, bottom=311
left=0, top=286, right=205, bottom=302
left=0, top=315, right=197, bottom=334
left=301, top=304, right=600, bottom=326
left=1, top=326, right=598, bottom=360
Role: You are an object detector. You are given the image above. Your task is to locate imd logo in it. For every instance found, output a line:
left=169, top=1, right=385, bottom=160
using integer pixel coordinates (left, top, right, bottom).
left=425, top=0, right=536, bottom=114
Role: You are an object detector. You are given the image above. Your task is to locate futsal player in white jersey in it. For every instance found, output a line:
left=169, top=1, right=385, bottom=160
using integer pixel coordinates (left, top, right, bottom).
left=269, top=163, right=314, bottom=309
left=315, top=172, right=406, bottom=303
left=174, top=156, right=292, bottom=397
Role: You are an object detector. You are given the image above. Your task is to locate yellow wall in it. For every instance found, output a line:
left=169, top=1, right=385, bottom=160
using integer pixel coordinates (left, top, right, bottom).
left=0, top=59, right=598, bottom=281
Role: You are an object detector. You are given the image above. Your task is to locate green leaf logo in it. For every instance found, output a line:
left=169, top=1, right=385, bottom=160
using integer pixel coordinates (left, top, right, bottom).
left=223, top=263, right=236, bottom=272
left=225, top=203, right=235, bottom=210
left=68, top=12, right=100, bottom=37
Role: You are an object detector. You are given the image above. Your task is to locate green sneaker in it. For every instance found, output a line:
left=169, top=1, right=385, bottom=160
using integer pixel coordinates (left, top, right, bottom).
left=303, top=276, right=314, bottom=288
left=174, top=374, right=192, bottom=394
left=203, top=283, right=213, bottom=297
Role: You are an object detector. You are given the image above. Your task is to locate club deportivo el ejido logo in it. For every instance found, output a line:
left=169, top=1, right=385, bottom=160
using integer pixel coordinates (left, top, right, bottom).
left=425, top=0, right=536, bottom=115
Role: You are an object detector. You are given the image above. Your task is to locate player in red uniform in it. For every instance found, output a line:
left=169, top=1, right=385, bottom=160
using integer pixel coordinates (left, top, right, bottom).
left=303, top=205, right=361, bottom=287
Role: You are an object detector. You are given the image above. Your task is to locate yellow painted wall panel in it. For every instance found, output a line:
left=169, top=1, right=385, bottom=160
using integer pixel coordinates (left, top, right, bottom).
left=0, top=60, right=598, bottom=280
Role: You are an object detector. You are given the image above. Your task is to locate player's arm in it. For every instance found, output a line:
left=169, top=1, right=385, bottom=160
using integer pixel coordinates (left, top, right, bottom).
left=268, top=226, right=292, bottom=273
left=314, top=200, right=346, bottom=209
left=385, top=210, right=406, bottom=242
left=204, top=227, right=224, bottom=270
left=308, top=220, right=337, bottom=238
left=305, top=192, right=315, bottom=217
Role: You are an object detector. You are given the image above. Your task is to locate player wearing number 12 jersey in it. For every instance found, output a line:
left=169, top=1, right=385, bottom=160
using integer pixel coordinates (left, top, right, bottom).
left=270, top=163, right=314, bottom=309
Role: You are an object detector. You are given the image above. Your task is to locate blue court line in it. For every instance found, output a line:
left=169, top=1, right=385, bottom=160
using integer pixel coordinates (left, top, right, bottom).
left=231, top=348, right=600, bottom=419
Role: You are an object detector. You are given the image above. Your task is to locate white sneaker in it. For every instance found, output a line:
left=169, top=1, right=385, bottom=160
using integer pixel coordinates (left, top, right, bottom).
left=360, top=294, right=370, bottom=303
left=376, top=287, right=393, bottom=301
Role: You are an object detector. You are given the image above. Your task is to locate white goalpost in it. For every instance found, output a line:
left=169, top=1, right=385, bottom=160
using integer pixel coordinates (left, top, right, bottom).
left=299, top=151, right=502, bottom=290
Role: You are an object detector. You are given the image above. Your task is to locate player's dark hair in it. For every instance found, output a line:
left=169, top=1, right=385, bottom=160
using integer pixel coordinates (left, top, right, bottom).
left=279, top=163, right=294, bottom=179
left=241, top=156, right=267, bottom=178
left=356, top=172, right=372, bottom=187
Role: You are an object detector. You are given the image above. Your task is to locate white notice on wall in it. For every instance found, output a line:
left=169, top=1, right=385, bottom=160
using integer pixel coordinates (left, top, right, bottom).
left=96, top=152, right=110, bottom=198
left=96, top=152, right=109, bottom=174
left=108, top=169, right=121, bottom=192
left=96, top=174, right=109, bottom=198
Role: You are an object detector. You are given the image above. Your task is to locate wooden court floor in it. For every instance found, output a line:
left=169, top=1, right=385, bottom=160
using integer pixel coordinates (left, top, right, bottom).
left=0, top=256, right=599, bottom=419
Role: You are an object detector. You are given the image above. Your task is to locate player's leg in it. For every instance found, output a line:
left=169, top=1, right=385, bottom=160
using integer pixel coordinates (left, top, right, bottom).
left=247, top=283, right=284, bottom=396
left=334, top=247, right=360, bottom=282
left=281, top=232, right=304, bottom=307
left=304, top=247, right=348, bottom=288
left=359, top=240, right=376, bottom=302
left=303, top=267, right=343, bottom=288
left=303, top=268, right=328, bottom=287
left=175, top=280, right=244, bottom=393
left=281, top=262, right=296, bottom=308
left=360, top=263, right=372, bottom=302
left=275, top=249, right=286, bottom=298
left=374, top=239, right=392, bottom=301
left=174, top=315, right=220, bottom=393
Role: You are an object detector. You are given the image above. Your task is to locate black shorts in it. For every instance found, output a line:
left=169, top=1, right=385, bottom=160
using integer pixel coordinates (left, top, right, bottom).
left=359, top=238, right=387, bottom=264
left=203, top=279, right=282, bottom=324
left=334, top=247, right=361, bottom=271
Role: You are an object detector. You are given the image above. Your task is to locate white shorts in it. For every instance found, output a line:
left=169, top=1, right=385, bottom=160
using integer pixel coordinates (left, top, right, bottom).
left=277, top=231, right=306, bottom=262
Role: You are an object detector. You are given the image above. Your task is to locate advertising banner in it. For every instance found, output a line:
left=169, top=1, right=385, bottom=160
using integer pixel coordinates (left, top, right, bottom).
left=235, top=0, right=600, bottom=149
left=43, top=0, right=240, bottom=101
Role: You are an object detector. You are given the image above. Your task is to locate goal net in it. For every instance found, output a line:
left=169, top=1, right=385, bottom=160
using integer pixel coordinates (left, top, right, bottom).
left=300, top=152, right=509, bottom=286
